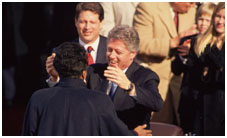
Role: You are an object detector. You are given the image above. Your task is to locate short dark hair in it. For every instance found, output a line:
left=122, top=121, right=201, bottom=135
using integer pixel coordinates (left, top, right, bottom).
left=53, top=42, right=88, bottom=79
left=75, top=2, right=104, bottom=21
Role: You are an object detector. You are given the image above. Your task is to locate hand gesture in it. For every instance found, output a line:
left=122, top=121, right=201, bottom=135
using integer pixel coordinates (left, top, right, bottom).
left=104, top=65, right=130, bottom=90
left=177, top=39, right=191, bottom=56
left=46, top=53, right=59, bottom=82
left=170, top=24, right=198, bottom=49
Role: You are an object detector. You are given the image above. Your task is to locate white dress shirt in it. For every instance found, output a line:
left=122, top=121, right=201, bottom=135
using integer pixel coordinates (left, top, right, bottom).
left=79, top=36, right=100, bottom=63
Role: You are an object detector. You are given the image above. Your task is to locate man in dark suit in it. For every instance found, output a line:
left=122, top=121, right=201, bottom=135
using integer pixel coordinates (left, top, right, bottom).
left=46, top=25, right=163, bottom=131
left=46, top=2, right=106, bottom=83
left=47, top=25, right=163, bottom=130
left=86, top=25, right=163, bottom=129
left=22, top=42, right=151, bottom=136
left=73, top=2, right=106, bottom=64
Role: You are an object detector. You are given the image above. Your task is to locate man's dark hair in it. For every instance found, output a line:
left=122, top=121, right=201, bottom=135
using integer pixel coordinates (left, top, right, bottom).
left=75, top=2, right=104, bottom=21
left=53, top=42, right=88, bottom=79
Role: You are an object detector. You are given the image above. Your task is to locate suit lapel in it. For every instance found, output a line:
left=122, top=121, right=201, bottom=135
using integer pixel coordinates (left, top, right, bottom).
left=158, top=3, right=177, bottom=38
left=96, top=36, right=107, bottom=63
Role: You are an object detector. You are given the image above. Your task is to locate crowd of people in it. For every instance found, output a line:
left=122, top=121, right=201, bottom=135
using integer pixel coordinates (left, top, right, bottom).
left=3, top=2, right=225, bottom=136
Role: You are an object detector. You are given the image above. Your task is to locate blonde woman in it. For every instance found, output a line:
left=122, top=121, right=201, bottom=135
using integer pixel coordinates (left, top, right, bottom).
left=184, top=2, right=225, bottom=135
left=172, top=2, right=217, bottom=135
left=172, top=2, right=216, bottom=75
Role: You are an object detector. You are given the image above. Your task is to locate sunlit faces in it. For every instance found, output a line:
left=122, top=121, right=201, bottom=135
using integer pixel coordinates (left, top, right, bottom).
left=214, top=8, right=225, bottom=35
left=197, top=15, right=212, bottom=34
left=75, top=11, right=103, bottom=45
left=106, top=39, right=136, bottom=70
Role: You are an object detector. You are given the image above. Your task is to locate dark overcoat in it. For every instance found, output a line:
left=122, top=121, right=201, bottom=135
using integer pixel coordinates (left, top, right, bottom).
left=22, top=78, right=135, bottom=136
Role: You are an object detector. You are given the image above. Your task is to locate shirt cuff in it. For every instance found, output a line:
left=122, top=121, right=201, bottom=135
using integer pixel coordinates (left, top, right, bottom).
left=46, top=77, right=59, bottom=87
left=179, top=55, right=188, bottom=64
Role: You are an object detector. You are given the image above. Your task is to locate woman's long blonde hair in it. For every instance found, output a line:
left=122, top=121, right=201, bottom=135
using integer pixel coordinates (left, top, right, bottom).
left=194, top=2, right=225, bottom=57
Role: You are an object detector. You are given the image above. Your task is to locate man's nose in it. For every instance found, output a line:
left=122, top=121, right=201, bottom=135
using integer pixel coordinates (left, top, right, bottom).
left=85, top=22, right=91, bottom=29
left=109, top=51, right=116, bottom=58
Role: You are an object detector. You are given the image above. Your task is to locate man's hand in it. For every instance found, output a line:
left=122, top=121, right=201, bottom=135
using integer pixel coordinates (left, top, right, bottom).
left=46, top=53, right=59, bottom=82
left=177, top=39, right=191, bottom=56
left=104, top=66, right=130, bottom=90
left=134, top=124, right=152, bottom=136
left=170, top=24, right=198, bottom=49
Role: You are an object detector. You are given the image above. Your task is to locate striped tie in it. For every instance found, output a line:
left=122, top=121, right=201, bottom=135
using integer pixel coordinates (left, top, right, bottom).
left=87, top=46, right=94, bottom=65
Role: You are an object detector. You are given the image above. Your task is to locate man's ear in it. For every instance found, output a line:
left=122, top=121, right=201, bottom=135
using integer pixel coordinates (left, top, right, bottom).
left=130, top=51, right=137, bottom=60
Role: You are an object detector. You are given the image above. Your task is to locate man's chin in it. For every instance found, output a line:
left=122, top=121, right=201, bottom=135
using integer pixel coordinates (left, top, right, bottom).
left=82, top=36, right=93, bottom=41
left=108, top=63, right=118, bottom=67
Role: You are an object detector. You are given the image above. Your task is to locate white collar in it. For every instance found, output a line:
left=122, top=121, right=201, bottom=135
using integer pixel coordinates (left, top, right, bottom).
left=79, top=36, right=100, bottom=52
left=169, top=6, right=175, bottom=19
left=123, top=67, right=128, bottom=73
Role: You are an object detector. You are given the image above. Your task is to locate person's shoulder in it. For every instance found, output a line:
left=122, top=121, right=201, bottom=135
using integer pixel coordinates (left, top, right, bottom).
left=134, top=62, right=159, bottom=79
left=100, top=35, right=107, bottom=41
left=28, top=88, right=53, bottom=105
left=31, top=88, right=51, bottom=98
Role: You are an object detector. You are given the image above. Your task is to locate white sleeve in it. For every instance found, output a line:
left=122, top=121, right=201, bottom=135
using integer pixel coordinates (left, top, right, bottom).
left=46, top=77, right=59, bottom=87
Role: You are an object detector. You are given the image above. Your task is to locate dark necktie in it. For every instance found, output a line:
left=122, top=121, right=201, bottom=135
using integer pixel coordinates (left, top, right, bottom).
left=174, top=12, right=178, bottom=32
left=109, top=82, right=116, bottom=100
left=87, top=46, right=94, bottom=65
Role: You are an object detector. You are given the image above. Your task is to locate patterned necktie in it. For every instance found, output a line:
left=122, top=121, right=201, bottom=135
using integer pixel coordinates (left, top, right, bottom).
left=174, top=12, right=179, bottom=32
left=87, top=46, right=94, bottom=65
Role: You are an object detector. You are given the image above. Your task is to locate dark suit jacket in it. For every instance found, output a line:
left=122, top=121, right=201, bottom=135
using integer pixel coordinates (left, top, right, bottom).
left=73, top=35, right=107, bottom=64
left=178, top=42, right=225, bottom=135
left=87, top=62, right=163, bottom=129
left=22, top=78, right=135, bottom=136
left=171, top=34, right=198, bottom=76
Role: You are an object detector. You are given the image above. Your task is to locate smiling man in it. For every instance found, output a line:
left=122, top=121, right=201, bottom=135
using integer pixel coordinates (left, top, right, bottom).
left=46, top=25, right=163, bottom=130
left=46, top=2, right=107, bottom=83
left=86, top=25, right=163, bottom=130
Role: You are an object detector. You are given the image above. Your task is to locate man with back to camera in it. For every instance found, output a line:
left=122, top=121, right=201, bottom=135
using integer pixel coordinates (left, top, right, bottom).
left=46, top=2, right=107, bottom=84
left=46, top=25, right=163, bottom=130
left=22, top=42, right=152, bottom=136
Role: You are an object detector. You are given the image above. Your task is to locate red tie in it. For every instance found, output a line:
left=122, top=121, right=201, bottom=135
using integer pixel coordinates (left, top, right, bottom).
left=174, top=12, right=178, bottom=32
left=87, top=46, right=94, bottom=65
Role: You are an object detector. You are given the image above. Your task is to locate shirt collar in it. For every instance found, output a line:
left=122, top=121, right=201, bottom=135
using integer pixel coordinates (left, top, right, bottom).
left=169, top=3, right=176, bottom=19
left=123, top=68, right=128, bottom=73
left=79, top=36, right=100, bottom=52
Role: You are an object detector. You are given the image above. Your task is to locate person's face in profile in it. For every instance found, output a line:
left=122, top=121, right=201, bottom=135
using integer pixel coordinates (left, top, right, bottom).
left=75, top=10, right=103, bottom=45
left=197, top=14, right=212, bottom=34
left=106, top=39, right=136, bottom=70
